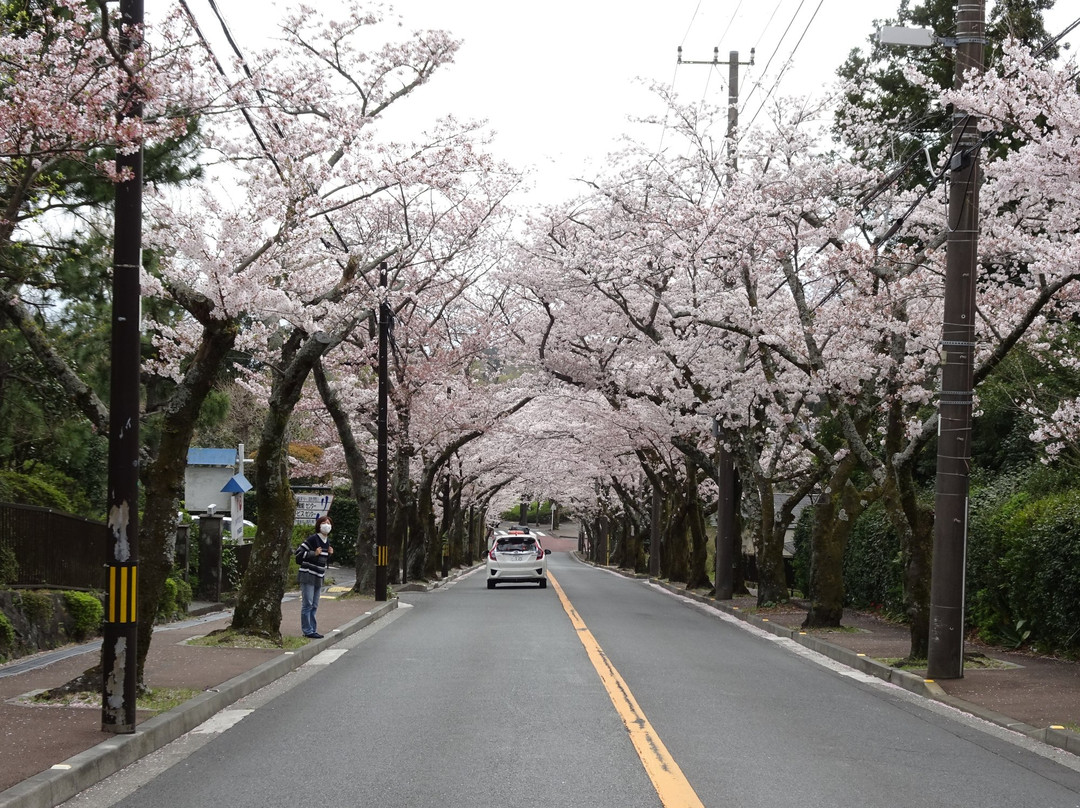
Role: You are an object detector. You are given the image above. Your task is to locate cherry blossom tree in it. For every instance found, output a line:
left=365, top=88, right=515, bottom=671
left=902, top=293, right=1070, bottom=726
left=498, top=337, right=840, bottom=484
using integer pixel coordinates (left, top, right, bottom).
left=135, top=1, right=530, bottom=639
left=1, top=0, right=223, bottom=685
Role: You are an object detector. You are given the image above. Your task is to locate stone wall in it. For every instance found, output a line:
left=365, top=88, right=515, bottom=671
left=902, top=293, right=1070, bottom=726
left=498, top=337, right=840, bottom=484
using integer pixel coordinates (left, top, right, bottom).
left=0, top=590, right=104, bottom=663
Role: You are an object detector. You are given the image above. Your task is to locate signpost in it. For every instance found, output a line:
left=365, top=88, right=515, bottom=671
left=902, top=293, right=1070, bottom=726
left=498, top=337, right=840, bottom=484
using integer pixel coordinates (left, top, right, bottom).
left=294, top=493, right=334, bottom=525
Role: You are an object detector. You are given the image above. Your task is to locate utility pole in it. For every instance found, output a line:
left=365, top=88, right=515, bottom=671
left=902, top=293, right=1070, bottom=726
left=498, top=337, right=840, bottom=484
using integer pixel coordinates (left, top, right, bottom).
left=927, top=0, right=986, bottom=680
left=102, top=0, right=143, bottom=734
left=375, top=262, right=389, bottom=601
left=678, top=46, right=753, bottom=599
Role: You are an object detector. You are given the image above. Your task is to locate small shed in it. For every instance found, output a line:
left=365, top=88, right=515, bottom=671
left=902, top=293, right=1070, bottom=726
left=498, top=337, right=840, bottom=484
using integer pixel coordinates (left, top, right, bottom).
left=185, top=448, right=245, bottom=514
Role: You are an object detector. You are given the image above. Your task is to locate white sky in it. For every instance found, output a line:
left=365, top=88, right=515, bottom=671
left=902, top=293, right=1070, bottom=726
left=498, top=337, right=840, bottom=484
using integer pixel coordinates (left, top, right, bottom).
left=166, top=0, right=1080, bottom=206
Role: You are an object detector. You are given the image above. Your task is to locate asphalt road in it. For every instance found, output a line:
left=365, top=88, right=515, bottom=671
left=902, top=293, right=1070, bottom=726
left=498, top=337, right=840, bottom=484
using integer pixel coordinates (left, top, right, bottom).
left=63, top=551, right=1080, bottom=808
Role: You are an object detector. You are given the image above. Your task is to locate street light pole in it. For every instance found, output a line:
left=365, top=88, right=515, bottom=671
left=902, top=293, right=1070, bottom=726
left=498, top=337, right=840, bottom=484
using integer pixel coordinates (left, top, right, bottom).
left=101, top=0, right=143, bottom=734
left=927, top=0, right=986, bottom=680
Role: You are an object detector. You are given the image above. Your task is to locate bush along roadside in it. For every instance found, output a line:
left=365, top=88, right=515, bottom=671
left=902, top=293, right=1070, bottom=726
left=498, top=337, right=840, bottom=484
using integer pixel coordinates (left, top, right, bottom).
left=0, top=589, right=106, bottom=662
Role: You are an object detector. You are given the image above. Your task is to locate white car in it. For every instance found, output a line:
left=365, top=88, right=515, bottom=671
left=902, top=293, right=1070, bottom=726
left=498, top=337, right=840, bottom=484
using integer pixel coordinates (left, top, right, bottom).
left=486, top=529, right=550, bottom=589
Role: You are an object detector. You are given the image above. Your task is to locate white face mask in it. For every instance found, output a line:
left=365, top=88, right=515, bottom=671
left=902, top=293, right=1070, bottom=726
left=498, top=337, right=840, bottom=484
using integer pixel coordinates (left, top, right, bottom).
left=319, top=523, right=331, bottom=535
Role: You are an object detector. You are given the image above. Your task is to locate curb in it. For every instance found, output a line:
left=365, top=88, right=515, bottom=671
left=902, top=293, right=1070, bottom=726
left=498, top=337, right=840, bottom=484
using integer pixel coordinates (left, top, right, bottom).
left=580, top=556, right=1080, bottom=758
left=393, top=563, right=483, bottom=593
left=0, top=599, right=398, bottom=808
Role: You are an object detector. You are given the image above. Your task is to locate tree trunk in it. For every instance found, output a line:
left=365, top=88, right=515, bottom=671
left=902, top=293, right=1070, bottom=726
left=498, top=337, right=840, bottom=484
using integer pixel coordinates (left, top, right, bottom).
left=312, top=361, right=376, bottom=595
left=883, top=463, right=934, bottom=660
left=754, top=479, right=788, bottom=605
left=390, top=448, right=410, bottom=584
left=686, top=462, right=710, bottom=590
left=230, top=401, right=295, bottom=640
left=233, top=331, right=338, bottom=638
left=664, top=487, right=690, bottom=583
left=135, top=320, right=238, bottom=683
left=803, top=454, right=863, bottom=628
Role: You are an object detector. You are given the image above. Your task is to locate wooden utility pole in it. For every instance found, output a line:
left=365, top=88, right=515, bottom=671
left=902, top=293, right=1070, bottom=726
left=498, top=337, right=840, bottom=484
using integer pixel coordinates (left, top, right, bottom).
left=375, top=262, right=389, bottom=601
left=102, top=0, right=143, bottom=734
left=678, top=47, right=753, bottom=599
left=927, top=0, right=986, bottom=680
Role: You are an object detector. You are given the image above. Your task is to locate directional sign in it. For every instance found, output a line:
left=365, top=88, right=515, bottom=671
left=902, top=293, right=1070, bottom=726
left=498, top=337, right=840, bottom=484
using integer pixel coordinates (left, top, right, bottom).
left=294, top=493, right=334, bottom=525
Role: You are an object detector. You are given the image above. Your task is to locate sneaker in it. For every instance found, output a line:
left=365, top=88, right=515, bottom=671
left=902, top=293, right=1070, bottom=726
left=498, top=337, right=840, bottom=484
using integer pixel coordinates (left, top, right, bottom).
left=310, top=632, right=324, bottom=639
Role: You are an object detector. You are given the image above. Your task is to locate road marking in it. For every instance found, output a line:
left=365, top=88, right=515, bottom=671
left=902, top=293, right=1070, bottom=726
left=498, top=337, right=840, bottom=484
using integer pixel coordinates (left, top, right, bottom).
left=191, top=709, right=253, bottom=734
left=307, top=649, right=348, bottom=665
left=548, top=573, right=705, bottom=808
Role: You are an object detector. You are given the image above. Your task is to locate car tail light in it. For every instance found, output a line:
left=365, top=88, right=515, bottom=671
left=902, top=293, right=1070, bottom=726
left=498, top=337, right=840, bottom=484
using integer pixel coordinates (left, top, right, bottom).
left=488, top=547, right=497, bottom=560
left=536, top=545, right=544, bottom=560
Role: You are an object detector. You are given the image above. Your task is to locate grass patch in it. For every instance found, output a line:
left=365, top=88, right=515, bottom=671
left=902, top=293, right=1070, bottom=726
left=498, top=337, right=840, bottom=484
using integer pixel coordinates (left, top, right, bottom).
left=186, top=629, right=308, bottom=651
left=876, top=653, right=1016, bottom=671
left=30, top=687, right=200, bottom=713
left=878, top=657, right=928, bottom=670
left=330, top=589, right=376, bottom=601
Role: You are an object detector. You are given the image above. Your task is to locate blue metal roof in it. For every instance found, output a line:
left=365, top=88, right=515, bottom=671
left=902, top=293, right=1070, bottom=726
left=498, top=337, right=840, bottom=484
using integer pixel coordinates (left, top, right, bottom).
left=220, top=473, right=253, bottom=493
left=187, top=448, right=237, bottom=466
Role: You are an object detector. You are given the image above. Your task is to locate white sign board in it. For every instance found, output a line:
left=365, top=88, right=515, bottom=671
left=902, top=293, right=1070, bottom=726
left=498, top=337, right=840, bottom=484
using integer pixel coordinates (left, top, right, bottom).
left=294, top=493, right=334, bottom=525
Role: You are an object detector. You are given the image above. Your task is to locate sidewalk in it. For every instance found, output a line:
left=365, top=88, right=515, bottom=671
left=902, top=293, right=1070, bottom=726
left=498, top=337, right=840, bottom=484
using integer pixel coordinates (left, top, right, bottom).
left=0, top=579, right=403, bottom=808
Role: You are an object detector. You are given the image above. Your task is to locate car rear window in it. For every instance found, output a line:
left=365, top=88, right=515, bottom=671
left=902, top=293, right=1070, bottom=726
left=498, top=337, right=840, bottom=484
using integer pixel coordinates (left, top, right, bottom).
left=496, top=537, right=537, bottom=551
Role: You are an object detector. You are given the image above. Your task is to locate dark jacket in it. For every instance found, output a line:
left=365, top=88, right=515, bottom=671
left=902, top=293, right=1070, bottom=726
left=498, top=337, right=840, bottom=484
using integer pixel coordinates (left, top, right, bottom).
left=295, top=534, right=331, bottom=581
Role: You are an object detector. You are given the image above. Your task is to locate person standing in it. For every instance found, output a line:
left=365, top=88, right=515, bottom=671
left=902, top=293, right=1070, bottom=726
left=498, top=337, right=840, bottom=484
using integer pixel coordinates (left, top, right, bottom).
left=295, top=515, right=334, bottom=639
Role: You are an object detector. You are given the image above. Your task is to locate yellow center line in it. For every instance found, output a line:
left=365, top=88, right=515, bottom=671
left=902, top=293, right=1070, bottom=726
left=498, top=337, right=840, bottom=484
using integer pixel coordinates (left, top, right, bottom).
left=549, top=572, right=705, bottom=808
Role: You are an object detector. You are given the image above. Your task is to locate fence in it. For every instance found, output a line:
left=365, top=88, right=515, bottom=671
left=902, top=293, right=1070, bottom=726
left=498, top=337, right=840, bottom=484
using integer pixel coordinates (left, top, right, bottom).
left=0, top=503, right=108, bottom=590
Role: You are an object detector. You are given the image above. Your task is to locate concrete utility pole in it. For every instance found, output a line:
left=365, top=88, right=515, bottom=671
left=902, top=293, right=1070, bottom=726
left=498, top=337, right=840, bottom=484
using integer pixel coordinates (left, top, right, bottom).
left=375, top=262, right=389, bottom=601
left=928, top=0, right=986, bottom=680
left=678, top=46, right=753, bottom=599
left=102, top=0, right=143, bottom=734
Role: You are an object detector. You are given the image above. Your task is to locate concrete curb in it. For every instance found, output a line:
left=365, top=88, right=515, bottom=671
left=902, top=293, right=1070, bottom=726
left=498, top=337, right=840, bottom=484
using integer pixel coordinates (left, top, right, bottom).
left=393, top=563, right=483, bottom=593
left=0, top=599, right=398, bottom=808
left=580, top=556, right=1080, bottom=758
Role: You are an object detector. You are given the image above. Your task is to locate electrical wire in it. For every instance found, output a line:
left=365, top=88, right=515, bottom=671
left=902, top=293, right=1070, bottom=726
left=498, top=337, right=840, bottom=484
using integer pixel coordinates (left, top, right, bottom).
left=740, top=0, right=806, bottom=117
left=742, top=0, right=825, bottom=136
left=716, top=0, right=746, bottom=53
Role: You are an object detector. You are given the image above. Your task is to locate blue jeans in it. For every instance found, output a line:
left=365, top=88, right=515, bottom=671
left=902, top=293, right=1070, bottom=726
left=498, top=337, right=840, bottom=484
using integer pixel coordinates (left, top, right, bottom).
left=299, top=574, right=322, bottom=636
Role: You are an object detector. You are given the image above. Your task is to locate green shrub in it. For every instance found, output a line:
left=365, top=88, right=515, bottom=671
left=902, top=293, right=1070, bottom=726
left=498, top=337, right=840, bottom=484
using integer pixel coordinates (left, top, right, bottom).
left=17, top=591, right=54, bottom=623
left=0, top=612, right=14, bottom=657
left=62, top=591, right=103, bottom=641
left=157, top=577, right=178, bottom=622
left=0, top=545, right=17, bottom=586
left=0, top=470, right=72, bottom=511
left=967, top=478, right=1080, bottom=654
left=172, top=575, right=192, bottom=614
left=843, top=501, right=905, bottom=616
left=157, top=574, right=193, bottom=621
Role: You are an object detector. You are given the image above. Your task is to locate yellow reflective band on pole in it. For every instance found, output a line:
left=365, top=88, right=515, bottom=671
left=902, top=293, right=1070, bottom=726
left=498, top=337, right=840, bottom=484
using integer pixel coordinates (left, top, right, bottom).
left=108, top=565, right=137, bottom=623
left=549, top=572, right=704, bottom=808
left=377, top=546, right=388, bottom=566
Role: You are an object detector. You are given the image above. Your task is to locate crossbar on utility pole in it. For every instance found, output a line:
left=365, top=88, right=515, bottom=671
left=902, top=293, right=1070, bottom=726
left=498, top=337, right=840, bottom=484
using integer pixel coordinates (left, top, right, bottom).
left=101, top=0, right=144, bottom=734
left=927, top=0, right=986, bottom=680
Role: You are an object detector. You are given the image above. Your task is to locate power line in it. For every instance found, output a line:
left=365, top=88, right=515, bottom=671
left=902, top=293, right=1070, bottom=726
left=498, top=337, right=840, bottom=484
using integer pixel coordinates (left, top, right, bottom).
left=738, top=0, right=806, bottom=117
left=742, top=0, right=825, bottom=136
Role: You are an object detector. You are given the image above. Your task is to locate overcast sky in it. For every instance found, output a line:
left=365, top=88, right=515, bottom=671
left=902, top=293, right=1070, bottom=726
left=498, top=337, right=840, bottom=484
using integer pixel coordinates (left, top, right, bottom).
left=170, top=0, right=1080, bottom=205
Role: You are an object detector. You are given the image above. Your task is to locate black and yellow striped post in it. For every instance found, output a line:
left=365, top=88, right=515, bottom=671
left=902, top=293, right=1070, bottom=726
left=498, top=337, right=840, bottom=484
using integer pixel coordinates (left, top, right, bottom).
left=107, top=564, right=138, bottom=625
left=102, top=557, right=139, bottom=732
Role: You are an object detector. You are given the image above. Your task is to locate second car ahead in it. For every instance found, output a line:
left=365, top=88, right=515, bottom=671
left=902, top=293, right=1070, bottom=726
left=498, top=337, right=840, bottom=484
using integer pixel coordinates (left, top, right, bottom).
left=486, top=529, right=550, bottom=589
